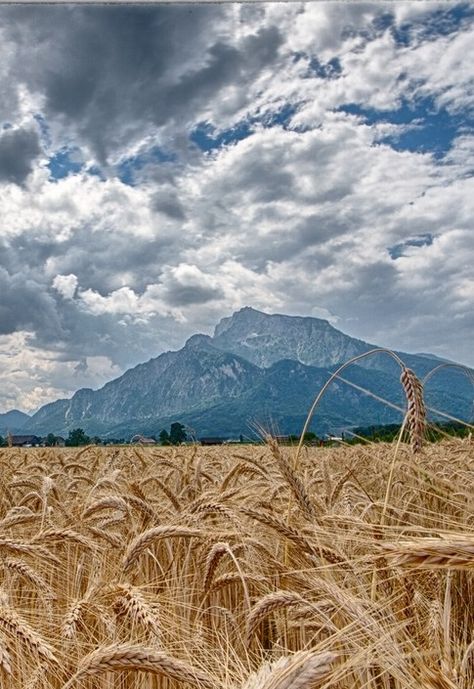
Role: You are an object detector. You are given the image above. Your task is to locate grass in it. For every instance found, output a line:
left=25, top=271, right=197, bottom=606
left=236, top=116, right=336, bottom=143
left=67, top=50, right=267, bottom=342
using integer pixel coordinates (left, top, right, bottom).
left=0, top=434, right=472, bottom=689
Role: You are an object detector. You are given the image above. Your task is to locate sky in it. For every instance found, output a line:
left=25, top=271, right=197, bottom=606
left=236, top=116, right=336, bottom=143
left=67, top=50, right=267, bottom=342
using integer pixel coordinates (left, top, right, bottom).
left=0, top=2, right=473, bottom=413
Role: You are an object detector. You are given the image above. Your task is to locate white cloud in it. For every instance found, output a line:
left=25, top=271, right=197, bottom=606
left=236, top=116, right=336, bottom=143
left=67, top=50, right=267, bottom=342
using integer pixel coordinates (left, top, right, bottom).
left=0, top=2, right=473, bottom=412
left=0, top=331, right=122, bottom=412
left=52, top=273, right=78, bottom=300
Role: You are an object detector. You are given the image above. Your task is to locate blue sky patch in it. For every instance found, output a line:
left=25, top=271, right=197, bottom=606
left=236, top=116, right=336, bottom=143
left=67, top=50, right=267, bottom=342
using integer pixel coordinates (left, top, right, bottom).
left=373, top=4, right=474, bottom=46
left=86, top=165, right=106, bottom=181
left=47, top=147, right=84, bottom=181
left=307, top=56, right=342, bottom=80
left=190, top=120, right=254, bottom=153
left=339, top=96, right=469, bottom=159
left=117, top=146, right=176, bottom=186
left=34, top=113, right=52, bottom=148
left=191, top=104, right=298, bottom=153
left=389, top=233, right=434, bottom=259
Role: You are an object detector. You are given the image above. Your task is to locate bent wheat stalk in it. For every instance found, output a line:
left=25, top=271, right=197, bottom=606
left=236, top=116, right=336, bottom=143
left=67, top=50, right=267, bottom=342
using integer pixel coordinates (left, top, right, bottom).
left=400, top=367, right=426, bottom=453
left=243, top=650, right=336, bottom=689
left=60, top=643, right=216, bottom=689
left=383, top=538, right=474, bottom=569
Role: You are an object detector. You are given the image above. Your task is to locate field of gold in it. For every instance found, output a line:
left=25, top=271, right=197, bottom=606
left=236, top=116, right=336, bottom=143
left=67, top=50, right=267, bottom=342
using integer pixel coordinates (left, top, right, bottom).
left=0, top=437, right=473, bottom=689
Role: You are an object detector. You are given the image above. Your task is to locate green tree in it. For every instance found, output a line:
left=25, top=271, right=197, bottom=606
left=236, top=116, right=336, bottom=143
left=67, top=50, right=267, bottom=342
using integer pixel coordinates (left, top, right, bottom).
left=159, top=429, right=171, bottom=445
left=169, top=422, right=187, bottom=445
left=66, top=428, right=90, bottom=447
left=45, top=433, right=57, bottom=447
left=0, top=435, right=5, bottom=448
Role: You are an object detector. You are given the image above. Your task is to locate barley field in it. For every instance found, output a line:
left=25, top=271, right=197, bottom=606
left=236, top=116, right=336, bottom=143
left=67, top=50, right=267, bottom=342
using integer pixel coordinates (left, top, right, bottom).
left=0, top=434, right=473, bottom=689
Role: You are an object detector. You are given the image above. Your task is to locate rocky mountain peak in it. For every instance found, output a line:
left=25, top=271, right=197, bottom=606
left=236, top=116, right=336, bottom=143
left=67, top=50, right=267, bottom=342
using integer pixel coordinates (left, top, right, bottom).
left=184, top=334, right=214, bottom=350
left=212, top=307, right=365, bottom=368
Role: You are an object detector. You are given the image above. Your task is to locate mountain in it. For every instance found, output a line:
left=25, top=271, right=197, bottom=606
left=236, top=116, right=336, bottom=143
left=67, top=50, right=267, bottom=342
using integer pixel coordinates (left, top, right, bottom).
left=28, top=335, right=262, bottom=436
left=212, top=307, right=371, bottom=368
left=25, top=307, right=472, bottom=438
left=212, top=307, right=446, bottom=378
left=0, top=409, right=30, bottom=435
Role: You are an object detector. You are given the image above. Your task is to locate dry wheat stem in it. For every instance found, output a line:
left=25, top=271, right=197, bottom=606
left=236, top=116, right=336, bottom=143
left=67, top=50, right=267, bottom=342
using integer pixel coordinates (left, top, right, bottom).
left=61, top=644, right=216, bottom=689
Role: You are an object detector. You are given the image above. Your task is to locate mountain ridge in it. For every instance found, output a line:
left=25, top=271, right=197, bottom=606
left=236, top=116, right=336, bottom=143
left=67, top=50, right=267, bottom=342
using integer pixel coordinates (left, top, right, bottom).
left=17, top=307, right=473, bottom=438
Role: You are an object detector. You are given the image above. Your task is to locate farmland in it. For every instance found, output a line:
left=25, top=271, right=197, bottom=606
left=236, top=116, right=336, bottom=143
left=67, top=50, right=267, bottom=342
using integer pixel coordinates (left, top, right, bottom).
left=0, top=438, right=473, bottom=688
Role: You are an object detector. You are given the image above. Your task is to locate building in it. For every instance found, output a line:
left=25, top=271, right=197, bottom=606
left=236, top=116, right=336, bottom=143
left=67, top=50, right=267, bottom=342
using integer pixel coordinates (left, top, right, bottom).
left=198, top=437, right=228, bottom=445
left=130, top=435, right=156, bottom=445
left=10, top=435, right=42, bottom=447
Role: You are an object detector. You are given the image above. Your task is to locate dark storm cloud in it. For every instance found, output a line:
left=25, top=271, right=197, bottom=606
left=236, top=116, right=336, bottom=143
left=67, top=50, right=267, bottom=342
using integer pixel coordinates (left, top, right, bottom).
left=151, top=190, right=186, bottom=221
left=0, top=267, right=62, bottom=336
left=163, top=282, right=224, bottom=307
left=0, top=127, right=41, bottom=185
left=1, top=6, right=283, bottom=164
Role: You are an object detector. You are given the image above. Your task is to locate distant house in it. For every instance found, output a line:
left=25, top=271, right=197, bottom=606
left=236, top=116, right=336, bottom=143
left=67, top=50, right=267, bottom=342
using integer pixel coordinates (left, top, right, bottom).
left=199, top=437, right=228, bottom=445
left=274, top=435, right=291, bottom=444
left=130, top=435, right=156, bottom=445
left=55, top=437, right=66, bottom=447
left=11, top=435, right=42, bottom=447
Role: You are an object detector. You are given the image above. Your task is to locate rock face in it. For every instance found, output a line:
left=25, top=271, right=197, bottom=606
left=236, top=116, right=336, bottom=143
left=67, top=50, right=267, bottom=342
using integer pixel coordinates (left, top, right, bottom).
left=25, top=307, right=472, bottom=438
left=212, top=307, right=371, bottom=368
left=28, top=335, right=262, bottom=436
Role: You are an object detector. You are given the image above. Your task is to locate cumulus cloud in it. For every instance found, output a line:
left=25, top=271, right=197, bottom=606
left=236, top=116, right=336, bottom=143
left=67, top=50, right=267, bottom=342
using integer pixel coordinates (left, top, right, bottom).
left=0, top=2, right=472, bottom=411
left=0, top=125, right=41, bottom=185
left=52, top=273, right=78, bottom=300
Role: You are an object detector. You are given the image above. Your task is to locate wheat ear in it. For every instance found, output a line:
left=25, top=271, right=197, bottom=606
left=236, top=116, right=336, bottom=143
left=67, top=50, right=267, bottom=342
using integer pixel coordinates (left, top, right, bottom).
left=123, top=526, right=204, bottom=571
left=0, top=641, right=12, bottom=675
left=383, top=538, right=474, bottom=569
left=0, top=606, right=57, bottom=662
left=113, top=584, right=159, bottom=634
left=400, top=367, right=426, bottom=453
left=246, top=591, right=305, bottom=645
left=243, top=650, right=336, bottom=689
left=60, top=643, right=215, bottom=689
left=267, top=438, right=317, bottom=520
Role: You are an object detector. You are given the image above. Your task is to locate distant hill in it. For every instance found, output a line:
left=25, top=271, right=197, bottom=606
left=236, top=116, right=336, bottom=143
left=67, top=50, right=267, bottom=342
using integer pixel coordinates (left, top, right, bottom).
left=0, top=409, right=30, bottom=435
left=22, top=307, right=472, bottom=438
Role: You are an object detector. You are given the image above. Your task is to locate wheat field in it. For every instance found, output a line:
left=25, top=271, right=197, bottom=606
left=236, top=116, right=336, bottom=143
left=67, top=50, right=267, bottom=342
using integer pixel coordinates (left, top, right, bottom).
left=0, top=435, right=473, bottom=689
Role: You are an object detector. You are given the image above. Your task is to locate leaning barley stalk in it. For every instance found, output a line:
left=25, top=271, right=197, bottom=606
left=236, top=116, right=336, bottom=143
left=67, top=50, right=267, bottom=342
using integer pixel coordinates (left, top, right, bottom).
left=2, top=558, right=54, bottom=597
left=0, top=606, right=57, bottom=662
left=0, top=640, right=12, bottom=675
left=62, top=599, right=86, bottom=640
left=243, top=650, right=336, bottom=689
left=123, top=525, right=204, bottom=572
left=32, top=528, right=97, bottom=551
left=112, top=584, right=160, bottom=635
left=383, top=538, right=474, bottom=569
left=246, top=591, right=305, bottom=646
left=0, top=537, right=59, bottom=563
left=267, top=437, right=317, bottom=520
left=82, top=495, right=130, bottom=519
left=60, top=643, right=216, bottom=689
left=400, top=367, right=426, bottom=453
left=203, top=542, right=230, bottom=590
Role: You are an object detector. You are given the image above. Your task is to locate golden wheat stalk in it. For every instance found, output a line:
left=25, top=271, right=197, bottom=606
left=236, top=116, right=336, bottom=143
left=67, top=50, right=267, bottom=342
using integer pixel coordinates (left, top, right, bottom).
left=112, top=583, right=160, bottom=635
left=123, top=525, right=204, bottom=571
left=383, top=537, right=474, bottom=569
left=203, top=542, right=230, bottom=590
left=2, top=558, right=54, bottom=597
left=400, top=367, right=426, bottom=453
left=0, top=606, right=57, bottom=662
left=267, top=437, right=317, bottom=520
left=62, top=599, right=86, bottom=640
left=243, top=650, right=336, bottom=689
left=246, top=591, right=305, bottom=645
left=0, top=640, right=12, bottom=675
left=60, top=643, right=216, bottom=689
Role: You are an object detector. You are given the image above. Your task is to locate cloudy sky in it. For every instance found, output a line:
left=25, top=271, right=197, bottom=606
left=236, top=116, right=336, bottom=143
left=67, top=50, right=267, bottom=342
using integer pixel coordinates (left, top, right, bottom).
left=0, top=2, right=473, bottom=413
